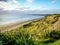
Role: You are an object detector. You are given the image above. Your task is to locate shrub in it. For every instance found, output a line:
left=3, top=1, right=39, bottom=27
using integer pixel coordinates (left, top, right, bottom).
left=49, top=30, right=60, bottom=40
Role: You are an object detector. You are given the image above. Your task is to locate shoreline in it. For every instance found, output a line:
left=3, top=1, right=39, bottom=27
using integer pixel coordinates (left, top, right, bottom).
left=0, top=18, right=43, bottom=33
left=0, top=20, right=31, bottom=33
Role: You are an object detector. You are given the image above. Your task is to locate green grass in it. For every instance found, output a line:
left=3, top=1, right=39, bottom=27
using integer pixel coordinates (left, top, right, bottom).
left=0, top=14, right=60, bottom=45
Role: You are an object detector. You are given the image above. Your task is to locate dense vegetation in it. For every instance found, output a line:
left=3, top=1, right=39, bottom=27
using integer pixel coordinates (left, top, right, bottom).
left=0, top=14, right=60, bottom=45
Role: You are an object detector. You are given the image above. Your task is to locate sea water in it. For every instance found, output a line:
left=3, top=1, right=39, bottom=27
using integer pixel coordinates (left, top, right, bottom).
left=0, top=14, right=44, bottom=25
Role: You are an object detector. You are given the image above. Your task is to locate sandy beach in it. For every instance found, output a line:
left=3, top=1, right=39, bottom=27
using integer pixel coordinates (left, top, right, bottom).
left=0, top=18, right=40, bottom=33
left=0, top=21, right=31, bottom=33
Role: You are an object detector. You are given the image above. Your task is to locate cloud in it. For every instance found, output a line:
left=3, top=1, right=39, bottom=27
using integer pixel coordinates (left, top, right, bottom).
left=0, top=2, right=30, bottom=11
left=0, top=1, right=18, bottom=10
left=12, top=0, right=19, bottom=4
left=0, top=0, right=31, bottom=11
left=51, top=0, right=57, bottom=4
left=0, top=0, right=7, bottom=2
left=9, top=0, right=20, bottom=5
left=16, top=7, right=30, bottom=11
left=26, top=0, right=34, bottom=3
left=0, top=0, right=22, bottom=11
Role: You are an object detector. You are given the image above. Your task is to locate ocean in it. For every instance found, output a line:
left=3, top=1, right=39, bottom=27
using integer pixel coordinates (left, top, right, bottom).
left=0, top=14, right=44, bottom=25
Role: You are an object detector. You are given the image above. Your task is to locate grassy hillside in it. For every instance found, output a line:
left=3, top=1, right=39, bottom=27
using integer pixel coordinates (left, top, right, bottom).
left=0, top=14, right=60, bottom=45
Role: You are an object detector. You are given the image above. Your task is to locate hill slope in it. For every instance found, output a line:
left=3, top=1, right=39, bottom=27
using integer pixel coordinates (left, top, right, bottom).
left=0, top=14, right=60, bottom=45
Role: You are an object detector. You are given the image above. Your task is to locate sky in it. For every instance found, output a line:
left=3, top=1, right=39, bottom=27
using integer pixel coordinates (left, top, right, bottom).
left=0, top=0, right=60, bottom=14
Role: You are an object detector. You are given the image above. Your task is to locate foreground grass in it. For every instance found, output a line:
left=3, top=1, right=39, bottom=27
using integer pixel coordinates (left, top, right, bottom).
left=0, top=14, right=60, bottom=45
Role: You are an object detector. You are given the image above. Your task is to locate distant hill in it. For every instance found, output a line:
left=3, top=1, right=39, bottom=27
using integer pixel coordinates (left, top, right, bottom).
left=0, top=14, right=60, bottom=45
